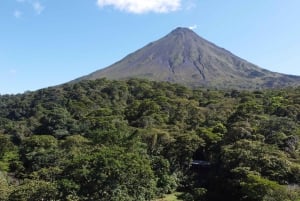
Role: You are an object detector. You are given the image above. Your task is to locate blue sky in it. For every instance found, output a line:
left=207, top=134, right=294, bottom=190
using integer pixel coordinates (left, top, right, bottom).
left=1, top=0, right=300, bottom=94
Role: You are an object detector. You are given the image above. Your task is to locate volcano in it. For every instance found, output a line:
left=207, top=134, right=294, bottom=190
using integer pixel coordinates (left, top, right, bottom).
left=78, top=27, right=300, bottom=89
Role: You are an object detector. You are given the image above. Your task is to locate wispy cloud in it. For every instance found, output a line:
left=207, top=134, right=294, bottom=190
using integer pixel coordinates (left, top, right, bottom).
left=97, top=0, right=181, bottom=14
left=9, top=69, right=17, bottom=75
left=15, top=0, right=45, bottom=16
left=13, top=10, right=22, bottom=18
left=185, top=0, right=196, bottom=10
left=32, top=1, right=45, bottom=15
left=189, top=24, right=198, bottom=30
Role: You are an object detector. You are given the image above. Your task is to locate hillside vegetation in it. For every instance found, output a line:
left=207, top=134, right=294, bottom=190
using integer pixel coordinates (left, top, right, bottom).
left=1, top=78, right=300, bottom=200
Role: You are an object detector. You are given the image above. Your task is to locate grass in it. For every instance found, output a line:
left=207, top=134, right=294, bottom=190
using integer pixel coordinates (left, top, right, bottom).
left=153, top=192, right=183, bottom=201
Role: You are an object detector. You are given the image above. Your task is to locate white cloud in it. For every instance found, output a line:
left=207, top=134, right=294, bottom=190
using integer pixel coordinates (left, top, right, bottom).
left=97, top=0, right=181, bottom=14
left=188, top=24, right=198, bottom=30
left=185, top=0, right=196, bottom=10
left=32, top=1, right=45, bottom=15
left=13, top=10, right=22, bottom=18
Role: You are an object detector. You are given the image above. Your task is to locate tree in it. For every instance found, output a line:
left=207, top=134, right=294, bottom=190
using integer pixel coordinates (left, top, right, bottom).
left=63, top=146, right=156, bottom=200
left=20, top=135, right=59, bottom=172
left=0, top=134, right=18, bottom=172
left=0, top=172, right=11, bottom=201
left=8, top=180, right=58, bottom=201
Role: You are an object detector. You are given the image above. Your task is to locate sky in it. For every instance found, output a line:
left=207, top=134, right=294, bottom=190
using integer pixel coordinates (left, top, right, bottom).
left=1, top=0, right=300, bottom=94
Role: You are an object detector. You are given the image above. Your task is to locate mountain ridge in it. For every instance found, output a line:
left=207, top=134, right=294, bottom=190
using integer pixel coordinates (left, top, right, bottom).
left=77, top=27, right=300, bottom=89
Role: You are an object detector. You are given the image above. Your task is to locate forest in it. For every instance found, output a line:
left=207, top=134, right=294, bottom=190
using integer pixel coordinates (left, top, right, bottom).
left=0, top=78, right=300, bottom=200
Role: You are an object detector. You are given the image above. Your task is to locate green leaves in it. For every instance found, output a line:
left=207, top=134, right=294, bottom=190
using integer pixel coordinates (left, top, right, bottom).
left=1, top=79, right=300, bottom=200
left=8, top=180, right=58, bottom=201
left=221, top=140, right=292, bottom=182
left=0, top=172, right=11, bottom=201
left=0, top=135, right=18, bottom=172
left=63, top=145, right=156, bottom=200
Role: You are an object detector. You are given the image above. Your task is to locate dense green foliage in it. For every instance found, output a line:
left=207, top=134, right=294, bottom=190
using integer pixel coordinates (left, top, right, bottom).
left=1, top=78, right=300, bottom=200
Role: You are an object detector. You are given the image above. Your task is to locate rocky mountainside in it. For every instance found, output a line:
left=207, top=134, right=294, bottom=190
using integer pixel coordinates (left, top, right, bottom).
left=78, top=27, right=300, bottom=89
